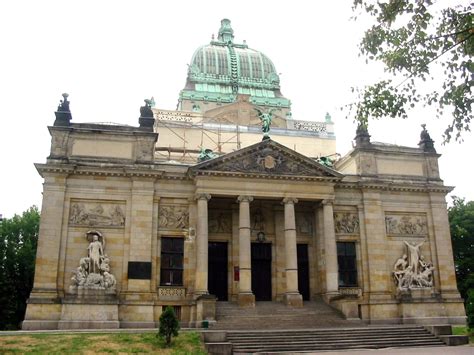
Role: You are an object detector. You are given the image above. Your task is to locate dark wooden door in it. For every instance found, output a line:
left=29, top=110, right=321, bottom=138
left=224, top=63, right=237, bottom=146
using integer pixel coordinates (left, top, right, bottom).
left=208, top=242, right=228, bottom=301
left=251, top=243, right=272, bottom=301
left=297, top=244, right=310, bottom=300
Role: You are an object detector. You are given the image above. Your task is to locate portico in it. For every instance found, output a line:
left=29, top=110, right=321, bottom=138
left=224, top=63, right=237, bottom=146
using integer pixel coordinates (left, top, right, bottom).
left=190, top=139, right=343, bottom=307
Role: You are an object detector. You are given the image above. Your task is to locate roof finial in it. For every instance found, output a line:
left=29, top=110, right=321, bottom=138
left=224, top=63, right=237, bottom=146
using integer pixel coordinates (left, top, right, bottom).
left=218, top=18, right=234, bottom=44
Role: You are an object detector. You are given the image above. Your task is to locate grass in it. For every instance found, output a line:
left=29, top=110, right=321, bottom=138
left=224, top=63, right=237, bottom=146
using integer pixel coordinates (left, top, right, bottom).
left=0, top=331, right=207, bottom=354
left=452, top=325, right=474, bottom=344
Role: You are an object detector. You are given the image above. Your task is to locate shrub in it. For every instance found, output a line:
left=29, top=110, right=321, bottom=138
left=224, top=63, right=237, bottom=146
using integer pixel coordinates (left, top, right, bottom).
left=158, top=306, right=180, bottom=346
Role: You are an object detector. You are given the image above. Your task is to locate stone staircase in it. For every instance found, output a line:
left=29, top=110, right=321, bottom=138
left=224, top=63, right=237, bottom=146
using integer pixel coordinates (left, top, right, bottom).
left=213, top=301, right=359, bottom=330
left=226, top=326, right=446, bottom=354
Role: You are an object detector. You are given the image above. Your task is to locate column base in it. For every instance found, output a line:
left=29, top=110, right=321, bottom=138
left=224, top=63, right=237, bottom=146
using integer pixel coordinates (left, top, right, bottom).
left=322, top=291, right=340, bottom=303
left=238, top=292, right=255, bottom=308
left=283, top=292, right=303, bottom=307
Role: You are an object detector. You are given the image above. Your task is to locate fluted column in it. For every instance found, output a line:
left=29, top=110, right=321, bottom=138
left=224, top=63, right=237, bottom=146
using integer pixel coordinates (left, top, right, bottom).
left=322, top=199, right=339, bottom=298
left=283, top=197, right=303, bottom=307
left=237, top=195, right=255, bottom=307
left=195, top=193, right=211, bottom=296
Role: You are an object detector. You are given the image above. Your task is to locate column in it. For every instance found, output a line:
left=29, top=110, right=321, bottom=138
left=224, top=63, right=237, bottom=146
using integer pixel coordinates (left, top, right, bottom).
left=237, top=195, right=255, bottom=307
left=322, top=199, right=339, bottom=298
left=283, top=197, right=303, bottom=307
left=195, top=193, right=211, bottom=296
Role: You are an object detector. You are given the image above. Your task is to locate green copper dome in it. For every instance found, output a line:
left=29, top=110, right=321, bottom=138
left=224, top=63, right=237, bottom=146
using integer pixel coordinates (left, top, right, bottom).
left=179, top=19, right=291, bottom=110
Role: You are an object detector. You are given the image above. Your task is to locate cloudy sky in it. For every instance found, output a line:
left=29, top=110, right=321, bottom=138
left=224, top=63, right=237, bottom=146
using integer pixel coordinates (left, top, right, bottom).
left=0, top=0, right=472, bottom=218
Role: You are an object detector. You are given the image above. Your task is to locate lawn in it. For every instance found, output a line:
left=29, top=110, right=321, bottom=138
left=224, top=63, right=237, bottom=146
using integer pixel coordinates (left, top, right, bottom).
left=0, top=331, right=207, bottom=354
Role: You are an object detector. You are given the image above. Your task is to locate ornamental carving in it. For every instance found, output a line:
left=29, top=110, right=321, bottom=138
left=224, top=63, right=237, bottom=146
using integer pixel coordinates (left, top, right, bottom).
left=334, top=212, right=360, bottom=234
left=70, top=230, right=116, bottom=291
left=159, top=206, right=189, bottom=229
left=209, top=210, right=232, bottom=233
left=202, top=145, right=333, bottom=176
left=385, top=214, right=428, bottom=236
left=69, top=202, right=125, bottom=227
left=156, top=110, right=193, bottom=123
left=393, top=240, right=434, bottom=290
left=296, top=212, right=313, bottom=235
left=293, top=120, right=327, bottom=133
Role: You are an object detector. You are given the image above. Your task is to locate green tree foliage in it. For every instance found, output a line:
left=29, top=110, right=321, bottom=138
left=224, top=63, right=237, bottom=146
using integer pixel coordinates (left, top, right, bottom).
left=349, top=0, right=473, bottom=142
left=158, top=306, right=180, bottom=346
left=448, top=197, right=474, bottom=327
left=0, top=206, right=40, bottom=330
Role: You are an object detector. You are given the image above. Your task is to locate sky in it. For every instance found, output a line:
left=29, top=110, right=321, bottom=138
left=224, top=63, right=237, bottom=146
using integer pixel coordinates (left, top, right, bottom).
left=0, top=0, right=472, bottom=218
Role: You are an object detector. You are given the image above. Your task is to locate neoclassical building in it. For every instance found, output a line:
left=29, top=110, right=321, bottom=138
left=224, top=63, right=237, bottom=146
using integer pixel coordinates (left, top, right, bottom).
left=23, top=20, right=465, bottom=330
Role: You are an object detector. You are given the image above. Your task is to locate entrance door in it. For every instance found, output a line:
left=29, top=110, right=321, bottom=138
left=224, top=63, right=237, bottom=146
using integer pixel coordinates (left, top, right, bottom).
left=251, top=243, right=272, bottom=301
left=297, top=244, right=310, bottom=300
left=208, top=242, right=228, bottom=301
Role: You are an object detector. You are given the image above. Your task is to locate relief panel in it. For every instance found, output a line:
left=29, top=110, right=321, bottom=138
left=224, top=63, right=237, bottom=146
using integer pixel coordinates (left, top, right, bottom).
left=334, top=212, right=360, bottom=234
left=158, top=205, right=189, bottom=229
left=385, top=213, right=428, bottom=237
left=208, top=210, right=232, bottom=234
left=69, top=201, right=126, bottom=228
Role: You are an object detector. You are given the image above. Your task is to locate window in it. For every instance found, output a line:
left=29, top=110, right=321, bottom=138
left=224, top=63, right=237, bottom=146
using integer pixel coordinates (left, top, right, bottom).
left=160, top=237, right=184, bottom=286
left=337, top=242, right=358, bottom=287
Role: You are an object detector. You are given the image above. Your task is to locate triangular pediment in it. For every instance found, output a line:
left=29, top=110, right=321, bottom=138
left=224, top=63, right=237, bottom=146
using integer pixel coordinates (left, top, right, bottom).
left=190, top=139, right=343, bottom=179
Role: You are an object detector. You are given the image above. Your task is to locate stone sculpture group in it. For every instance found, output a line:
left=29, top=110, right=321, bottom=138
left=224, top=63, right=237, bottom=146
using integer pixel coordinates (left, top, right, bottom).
left=70, top=231, right=116, bottom=291
left=393, top=240, right=434, bottom=291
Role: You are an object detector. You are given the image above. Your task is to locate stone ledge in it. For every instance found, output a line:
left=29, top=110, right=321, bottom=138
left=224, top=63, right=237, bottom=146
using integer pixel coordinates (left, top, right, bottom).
left=204, top=342, right=232, bottom=355
left=21, top=320, right=59, bottom=330
left=58, top=320, right=120, bottom=330
left=439, top=335, right=469, bottom=346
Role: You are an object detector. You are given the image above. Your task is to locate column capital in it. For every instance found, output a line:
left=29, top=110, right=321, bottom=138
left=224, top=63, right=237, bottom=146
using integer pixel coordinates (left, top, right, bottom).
left=322, top=199, right=334, bottom=206
left=237, top=195, right=254, bottom=203
left=195, top=193, right=211, bottom=201
left=282, top=197, right=298, bottom=205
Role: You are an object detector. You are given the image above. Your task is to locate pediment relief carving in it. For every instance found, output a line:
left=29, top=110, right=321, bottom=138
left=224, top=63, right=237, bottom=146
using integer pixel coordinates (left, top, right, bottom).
left=192, top=140, right=342, bottom=178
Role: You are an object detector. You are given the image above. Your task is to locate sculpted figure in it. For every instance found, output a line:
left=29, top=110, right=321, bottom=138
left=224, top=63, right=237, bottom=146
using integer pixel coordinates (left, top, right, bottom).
left=255, top=108, right=275, bottom=139
left=88, top=232, right=104, bottom=274
left=404, top=240, right=425, bottom=274
left=393, top=254, right=409, bottom=285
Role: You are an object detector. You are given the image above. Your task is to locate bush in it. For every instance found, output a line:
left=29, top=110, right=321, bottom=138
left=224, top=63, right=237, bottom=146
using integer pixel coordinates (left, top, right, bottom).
left=466, top=289, right=474, bottom=329
left=158, top=306, right=180, bottom=346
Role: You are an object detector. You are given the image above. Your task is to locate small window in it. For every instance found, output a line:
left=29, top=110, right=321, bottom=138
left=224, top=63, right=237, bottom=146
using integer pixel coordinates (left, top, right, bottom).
left=160, top=237, right=184, bottom=286
left=337, top=242, right=358, bottom=287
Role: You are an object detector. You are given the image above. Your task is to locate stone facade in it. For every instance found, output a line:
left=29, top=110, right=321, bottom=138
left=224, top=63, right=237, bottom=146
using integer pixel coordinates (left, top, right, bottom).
left=22, top=118, right=466, bottom=329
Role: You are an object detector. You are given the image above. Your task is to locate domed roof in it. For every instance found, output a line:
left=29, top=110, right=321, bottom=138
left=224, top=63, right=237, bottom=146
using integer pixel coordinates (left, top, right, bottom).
left=179, top=19, right=290, bottom=110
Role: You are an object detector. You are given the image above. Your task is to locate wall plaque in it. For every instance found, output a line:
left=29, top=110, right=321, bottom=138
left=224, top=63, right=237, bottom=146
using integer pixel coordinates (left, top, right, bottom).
left=385, top=214, right=428, bottom=237
left=128, top=261, right=152, bottom=280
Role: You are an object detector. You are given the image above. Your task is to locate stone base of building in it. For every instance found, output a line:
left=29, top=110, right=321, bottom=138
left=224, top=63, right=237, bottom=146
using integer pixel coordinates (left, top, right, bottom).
left=283, top=292, right=303, bottom=307
left=238, top=292, right=255, bottom=308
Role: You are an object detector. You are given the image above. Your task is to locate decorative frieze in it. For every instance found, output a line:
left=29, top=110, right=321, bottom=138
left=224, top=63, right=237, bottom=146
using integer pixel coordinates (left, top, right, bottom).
left=385, top=214, right=428, bottom=237
left=156, top=110, right=193, bottom=123
left=334, top=212, right=360, bottom=234
left=159, top=206, right=189, bottom=229
left=293, top=120, right=327, bottom=133
left=158, top=287, right=186, bottom=301
left=69, top=202, right=125, bottom=228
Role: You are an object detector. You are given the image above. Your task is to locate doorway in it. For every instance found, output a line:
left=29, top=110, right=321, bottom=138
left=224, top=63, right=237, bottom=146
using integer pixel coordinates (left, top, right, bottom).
left=208, top=242, right=228, bottom=301
left=251, top=243, right=272, bottom=301
left=297, top=244, right=310, bottom=300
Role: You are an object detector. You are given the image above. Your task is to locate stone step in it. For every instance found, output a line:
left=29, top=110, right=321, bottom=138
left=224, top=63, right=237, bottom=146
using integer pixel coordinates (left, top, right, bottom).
left=221, top=326, right=445, bottom=353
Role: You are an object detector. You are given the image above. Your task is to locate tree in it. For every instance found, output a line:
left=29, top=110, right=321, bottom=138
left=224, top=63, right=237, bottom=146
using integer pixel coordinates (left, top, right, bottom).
left=158, top=306, right=180, bottom=346
left=349, top=0, right=473, bottom=142
left=448, top=197, right=474, bottom=326
left=0, top=206, right=40, bottom=330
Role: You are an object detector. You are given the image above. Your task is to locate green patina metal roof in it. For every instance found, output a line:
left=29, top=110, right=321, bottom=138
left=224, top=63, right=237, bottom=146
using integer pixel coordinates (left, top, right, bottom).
left=179, top=19, right=291, bottom=109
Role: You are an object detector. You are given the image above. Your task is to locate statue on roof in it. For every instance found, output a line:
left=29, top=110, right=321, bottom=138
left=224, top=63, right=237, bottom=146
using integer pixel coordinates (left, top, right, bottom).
left=255, top=108, right=275, bottom=140
left=197, top=148, right=218, bottom=162
left=54, top=93, right=72, bottom=126
left=139, top=98, right=155, bottom=130
left=418, top=124, right=436, bottom=153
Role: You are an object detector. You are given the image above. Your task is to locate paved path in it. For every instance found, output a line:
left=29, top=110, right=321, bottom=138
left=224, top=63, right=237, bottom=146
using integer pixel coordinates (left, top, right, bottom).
left=299, top=345, right=473, bottom=354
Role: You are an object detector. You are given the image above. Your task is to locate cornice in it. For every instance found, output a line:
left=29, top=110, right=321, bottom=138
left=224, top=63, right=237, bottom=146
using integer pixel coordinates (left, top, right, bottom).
left=336, top=181, right=453, bottom=194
